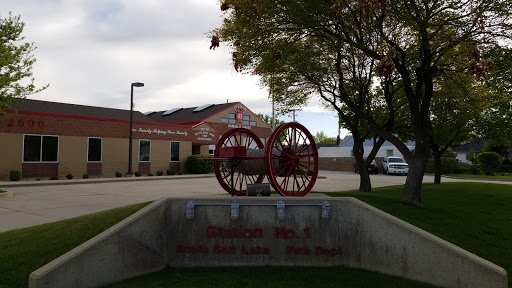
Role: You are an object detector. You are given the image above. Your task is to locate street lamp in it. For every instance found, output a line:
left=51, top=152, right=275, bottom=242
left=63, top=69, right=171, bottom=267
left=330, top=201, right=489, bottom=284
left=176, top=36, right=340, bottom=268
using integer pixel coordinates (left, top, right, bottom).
left=128, top=82, right=144, bottom=175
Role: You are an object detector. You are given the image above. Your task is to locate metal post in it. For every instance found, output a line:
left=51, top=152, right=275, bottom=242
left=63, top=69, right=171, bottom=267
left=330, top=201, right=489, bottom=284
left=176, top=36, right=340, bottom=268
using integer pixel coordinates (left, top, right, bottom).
left=271, top=86, right=275, bottom=131
left=128, top=85, right=134, bottom=175
left=127, top=82, right=144, bottom=175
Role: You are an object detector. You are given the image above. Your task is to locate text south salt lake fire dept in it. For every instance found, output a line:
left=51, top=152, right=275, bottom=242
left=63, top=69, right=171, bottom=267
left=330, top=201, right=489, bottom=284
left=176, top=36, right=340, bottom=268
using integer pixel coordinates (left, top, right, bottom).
left=175, top=225, right=343, bottom=256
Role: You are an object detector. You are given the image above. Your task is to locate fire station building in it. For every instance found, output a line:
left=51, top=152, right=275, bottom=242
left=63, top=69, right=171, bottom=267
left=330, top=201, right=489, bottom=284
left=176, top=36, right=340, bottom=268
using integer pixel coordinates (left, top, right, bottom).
left=0, top=99, right=272, bottom=179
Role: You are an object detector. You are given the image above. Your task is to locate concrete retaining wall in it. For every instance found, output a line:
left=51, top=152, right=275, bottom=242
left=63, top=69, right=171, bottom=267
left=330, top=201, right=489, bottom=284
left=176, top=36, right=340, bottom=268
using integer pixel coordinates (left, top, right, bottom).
left=30, top=197, right=507, bottom=288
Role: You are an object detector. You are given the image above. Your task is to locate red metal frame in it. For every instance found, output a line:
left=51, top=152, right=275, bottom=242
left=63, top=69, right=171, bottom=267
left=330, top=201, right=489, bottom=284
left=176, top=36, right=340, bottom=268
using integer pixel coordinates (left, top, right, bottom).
left=212, top=123, right=318, bottom=197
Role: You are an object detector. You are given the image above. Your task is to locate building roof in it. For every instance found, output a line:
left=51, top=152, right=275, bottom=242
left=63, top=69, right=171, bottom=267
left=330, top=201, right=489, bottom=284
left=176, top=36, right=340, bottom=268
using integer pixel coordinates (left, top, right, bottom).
left=144, top=103, right=235, bottom=125
left=316, top=144, right=338, bottom=148
left=339, top=135, right=415, bottom=148
left=7, top=99, right=241, bottom=125
left=453, top=139, right=487, bottom=153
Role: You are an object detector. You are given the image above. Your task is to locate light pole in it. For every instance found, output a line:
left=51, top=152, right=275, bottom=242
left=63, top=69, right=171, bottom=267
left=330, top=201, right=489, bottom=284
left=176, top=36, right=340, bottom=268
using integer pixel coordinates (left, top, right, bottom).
left=128, top=82, right=144, bottom=175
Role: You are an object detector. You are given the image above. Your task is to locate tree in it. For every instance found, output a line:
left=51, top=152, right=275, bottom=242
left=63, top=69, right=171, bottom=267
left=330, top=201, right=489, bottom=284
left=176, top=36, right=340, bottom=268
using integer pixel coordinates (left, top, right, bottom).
left=429, top=73, right=488, bottom=184
left=483, top=138, right=511, bottom=157
left=257, top=113, right=285, bottom=128
left=314, top=131, right=336, bottom=144
left=477, top=152, right=502, bottom=175
left=0, top=13, right=47, bottom=114
left=211, top=0, right=512, bottom=204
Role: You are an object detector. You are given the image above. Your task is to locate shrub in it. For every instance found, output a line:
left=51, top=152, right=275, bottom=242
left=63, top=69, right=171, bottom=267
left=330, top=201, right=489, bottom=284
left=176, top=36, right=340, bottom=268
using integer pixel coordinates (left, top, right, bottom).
left=453, top=163, right=479, bottom=175
left=296, top=168, right=314, bottom=176
left=166, top=169, right=175, bottom=175
left=9, top=170, right=21, bottom=181
left=425, top=157, right=459, bottom=174
left=186, top=155, right=214, bottom=174
left=115, top=171, right=123, bottom=177
left=83, top=174, right=89, bottom=179
left=66, top=174, right=73, bottom=179
left=134, top=171, right=141, bottom=177
left=157, top=170, right=163, bottom=176
left=148, top=173, right=153, bottom=176
left=50, top=176, right=59, bottom=180
left=477, top=152, right=502, bottom=175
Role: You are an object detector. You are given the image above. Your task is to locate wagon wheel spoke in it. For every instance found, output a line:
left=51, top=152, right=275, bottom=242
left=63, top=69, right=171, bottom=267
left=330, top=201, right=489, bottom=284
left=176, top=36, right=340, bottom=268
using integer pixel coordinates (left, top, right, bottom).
left=266, top=123, right=318, bottom=197
left=214, top=128, right=265, bottom=196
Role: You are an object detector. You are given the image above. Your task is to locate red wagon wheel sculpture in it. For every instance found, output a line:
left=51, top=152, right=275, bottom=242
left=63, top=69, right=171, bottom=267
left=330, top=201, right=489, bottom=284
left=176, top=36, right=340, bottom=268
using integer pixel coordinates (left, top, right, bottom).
left=265, top=122, right=318, bottom=196
left=214, top=128, right=265, bottom=196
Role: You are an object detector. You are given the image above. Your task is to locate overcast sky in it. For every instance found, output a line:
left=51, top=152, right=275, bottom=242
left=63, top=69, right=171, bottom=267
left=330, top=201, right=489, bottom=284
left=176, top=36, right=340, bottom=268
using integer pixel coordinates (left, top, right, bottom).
left=2, top=0, right=347, bottom=139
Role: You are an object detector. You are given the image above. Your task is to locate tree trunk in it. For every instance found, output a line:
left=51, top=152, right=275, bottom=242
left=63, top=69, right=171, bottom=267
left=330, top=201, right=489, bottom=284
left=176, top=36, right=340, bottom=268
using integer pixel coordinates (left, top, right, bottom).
left=434, top=153, right=441, bottom=184
left=352, top=132, right=372, bottom=192
left=403, top=141, right=429, bottom=204
left=359, top=168, right=372, bottom=192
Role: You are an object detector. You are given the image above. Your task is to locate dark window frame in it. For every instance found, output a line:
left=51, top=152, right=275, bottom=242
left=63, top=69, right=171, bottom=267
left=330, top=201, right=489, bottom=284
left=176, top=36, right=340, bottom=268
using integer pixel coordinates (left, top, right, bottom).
left=139, top=139, right=151, bottom=162
left=87, top=137, right=102, bottom=162
left=23, top=134, right=59, bottom=163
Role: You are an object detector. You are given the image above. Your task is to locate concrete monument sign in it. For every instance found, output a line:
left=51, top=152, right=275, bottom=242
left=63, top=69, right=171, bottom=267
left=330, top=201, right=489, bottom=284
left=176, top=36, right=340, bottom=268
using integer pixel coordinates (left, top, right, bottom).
left=29, top=197, right=507, bottom=288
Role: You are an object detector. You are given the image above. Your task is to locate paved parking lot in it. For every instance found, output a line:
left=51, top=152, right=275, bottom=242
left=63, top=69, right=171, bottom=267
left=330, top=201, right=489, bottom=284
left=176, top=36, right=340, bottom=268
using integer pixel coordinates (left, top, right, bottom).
left=0, top=171, right=509, bottom=232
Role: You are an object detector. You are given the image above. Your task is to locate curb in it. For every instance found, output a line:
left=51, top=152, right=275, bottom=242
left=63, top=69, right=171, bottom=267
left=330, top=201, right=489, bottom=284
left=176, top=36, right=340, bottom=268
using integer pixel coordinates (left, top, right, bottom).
left=0, top=174, right=217, bottom=189
left=0, top=191, right=13, bottom=198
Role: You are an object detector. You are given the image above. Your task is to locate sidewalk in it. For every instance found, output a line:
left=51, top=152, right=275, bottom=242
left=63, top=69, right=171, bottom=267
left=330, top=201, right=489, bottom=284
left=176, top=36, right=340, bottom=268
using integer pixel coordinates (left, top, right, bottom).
left=0, top=173, right=217, bottom=188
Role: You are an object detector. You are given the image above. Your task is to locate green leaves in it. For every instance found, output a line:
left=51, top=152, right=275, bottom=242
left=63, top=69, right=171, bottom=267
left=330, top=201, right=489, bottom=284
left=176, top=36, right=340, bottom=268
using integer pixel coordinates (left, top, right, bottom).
left=0, top=13, right=48, bottom=114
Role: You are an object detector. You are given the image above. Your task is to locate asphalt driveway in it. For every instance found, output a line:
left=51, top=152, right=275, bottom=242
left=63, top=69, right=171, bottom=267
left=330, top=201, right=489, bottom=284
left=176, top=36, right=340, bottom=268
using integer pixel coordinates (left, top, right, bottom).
left=0, top=171, right=509, bottom=232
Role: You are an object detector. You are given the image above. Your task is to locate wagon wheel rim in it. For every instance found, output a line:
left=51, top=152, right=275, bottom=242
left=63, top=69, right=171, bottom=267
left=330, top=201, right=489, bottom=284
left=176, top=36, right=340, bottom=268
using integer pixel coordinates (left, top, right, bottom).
left=214, top=128, right=265, bottom=196
left=265, top=122, right=318, bottom=197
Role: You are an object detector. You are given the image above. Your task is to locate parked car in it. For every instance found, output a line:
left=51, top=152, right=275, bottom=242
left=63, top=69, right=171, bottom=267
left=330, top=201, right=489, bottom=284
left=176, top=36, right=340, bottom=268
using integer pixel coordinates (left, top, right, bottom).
left=382, top=156, right=408, bottom=175
left=354, top=159, right=379, bottom=174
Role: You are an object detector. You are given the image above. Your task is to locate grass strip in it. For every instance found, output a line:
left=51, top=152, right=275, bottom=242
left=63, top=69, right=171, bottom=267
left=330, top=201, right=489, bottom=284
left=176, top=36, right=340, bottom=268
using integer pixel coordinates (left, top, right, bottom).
left=0, top=201, right=151, bottom=288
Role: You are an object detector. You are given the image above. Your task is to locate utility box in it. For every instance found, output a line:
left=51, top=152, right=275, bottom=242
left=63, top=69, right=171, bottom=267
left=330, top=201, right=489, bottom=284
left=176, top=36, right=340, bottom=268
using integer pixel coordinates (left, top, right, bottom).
left=246, top=183, right=271, bottom=196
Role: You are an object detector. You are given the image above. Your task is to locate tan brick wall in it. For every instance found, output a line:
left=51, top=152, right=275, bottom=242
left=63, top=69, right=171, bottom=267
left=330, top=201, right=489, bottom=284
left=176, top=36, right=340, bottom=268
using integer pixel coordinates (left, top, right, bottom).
left=151, top=140, right=171, bottom=174
left=102, top=138, right=129, bottom=176
left=59, top=136, right=87, bottom=177
left=0, top=133, right=22, bottom=178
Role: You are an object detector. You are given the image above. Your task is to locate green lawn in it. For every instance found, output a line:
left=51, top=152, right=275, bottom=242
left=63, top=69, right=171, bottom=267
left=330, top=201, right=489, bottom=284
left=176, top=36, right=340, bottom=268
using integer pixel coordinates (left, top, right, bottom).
left=337, top=182, right=512, bottom=288
left=1, top=182, right=511, bottom=288
left=0, top=202, right=151, bottom=288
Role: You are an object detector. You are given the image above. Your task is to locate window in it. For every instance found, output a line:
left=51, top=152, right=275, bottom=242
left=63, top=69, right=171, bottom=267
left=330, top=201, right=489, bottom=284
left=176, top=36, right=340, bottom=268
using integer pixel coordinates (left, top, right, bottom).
left=222, top=113, right=240, bottom=124
left=23, top=135, right=59, bottom=162
left=386, top=149, right=394, bottom=156
left=228, top=113, right=236, bottom=124
left=139, top=140, right=151, bottom=162
left=88, top=138, right=102, bottom=162
left=170, top=141, right=180, bottom=162
left=209, top=145, right=215, bottom=155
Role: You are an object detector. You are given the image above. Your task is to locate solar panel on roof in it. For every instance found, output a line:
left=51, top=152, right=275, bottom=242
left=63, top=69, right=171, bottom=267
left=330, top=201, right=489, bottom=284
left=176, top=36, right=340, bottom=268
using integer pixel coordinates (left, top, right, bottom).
left=193, top=104, right=214, bottom=112
left=143, top=111, right=156, bottom=116
left=162, top=107, right=183, bottom=116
